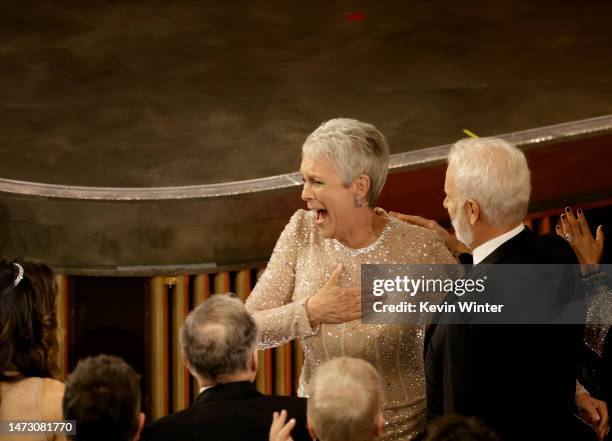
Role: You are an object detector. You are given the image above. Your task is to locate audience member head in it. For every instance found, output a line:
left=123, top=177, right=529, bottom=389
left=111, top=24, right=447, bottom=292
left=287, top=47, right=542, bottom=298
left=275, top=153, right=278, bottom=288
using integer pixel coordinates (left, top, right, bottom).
left=445, top=137, right=531, bottom=248
left=0, top=260, right=59, bottom=385
left=302, top=118, right=390, bottom=208
left=307, top=356, right=384, bottom=441
left=180, top=293, right=258, bottom=387
left=425, top=415, right=502, bottom=441
left=63, top=354, right=144, bottom=441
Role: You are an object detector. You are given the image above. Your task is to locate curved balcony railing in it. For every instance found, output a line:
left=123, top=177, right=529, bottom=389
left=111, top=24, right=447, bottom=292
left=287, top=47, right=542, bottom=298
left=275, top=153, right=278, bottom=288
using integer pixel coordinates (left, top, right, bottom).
left=1, top=114, right=611, bottom=201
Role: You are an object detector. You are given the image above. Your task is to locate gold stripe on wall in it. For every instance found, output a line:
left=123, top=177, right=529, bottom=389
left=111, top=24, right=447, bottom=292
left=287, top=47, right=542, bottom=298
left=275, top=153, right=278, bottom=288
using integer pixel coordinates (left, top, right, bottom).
left=235, top=269, right=251, bottom=302
left=213, top=272, right=231, bottom=294
left=284, top=342, right=293, bottom=395
left=293, top=341, right=304, bottom=395
left=264, top=349, right=273, bottom=395
left=171, top=275, right=190, bottom=412
left=274, top=343, right=293, bottom=396
left=274, top=344, right=286, bottom=395
left=274, top=343, right=294, bottom=396
left=54, top=274, right=68, bottom=381
left=193, top=274, right=211, bottom=305
left=255, top=350, right=267, bottom=394
left=149, top=277, right=169, bottom=419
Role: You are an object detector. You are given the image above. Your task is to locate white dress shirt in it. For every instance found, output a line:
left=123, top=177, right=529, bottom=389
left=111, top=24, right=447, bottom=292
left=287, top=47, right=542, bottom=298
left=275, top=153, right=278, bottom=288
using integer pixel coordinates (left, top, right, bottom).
left=199, top=384, right=215, bottom=394
left=472, top=223, right=525, bottom=265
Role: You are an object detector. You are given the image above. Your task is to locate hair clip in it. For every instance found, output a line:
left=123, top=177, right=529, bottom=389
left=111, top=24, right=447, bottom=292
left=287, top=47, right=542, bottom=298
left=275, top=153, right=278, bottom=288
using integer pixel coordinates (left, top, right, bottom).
left=12, top=262, right=24, bottom=288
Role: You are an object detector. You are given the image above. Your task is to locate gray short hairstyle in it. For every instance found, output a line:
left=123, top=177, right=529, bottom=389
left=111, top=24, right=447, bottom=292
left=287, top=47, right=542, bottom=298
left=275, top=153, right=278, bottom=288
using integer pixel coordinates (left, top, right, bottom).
left=180, top=294, right=257, bottom=382
left=302, top=118, right=390, bottom=206
left=307, top=357, right=383, bottom=441
left=448, top=137, right=531, bottom=227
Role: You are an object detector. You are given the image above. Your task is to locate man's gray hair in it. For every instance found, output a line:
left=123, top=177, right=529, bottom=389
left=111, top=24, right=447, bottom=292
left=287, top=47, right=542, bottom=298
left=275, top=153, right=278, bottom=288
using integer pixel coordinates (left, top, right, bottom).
left=448, top=137, right=531, bottom=227
left=307, top=357, right=383, bottom=441
left=180, top=294, right=257, bottom=382
left=302, top=118, right=390, bottom=206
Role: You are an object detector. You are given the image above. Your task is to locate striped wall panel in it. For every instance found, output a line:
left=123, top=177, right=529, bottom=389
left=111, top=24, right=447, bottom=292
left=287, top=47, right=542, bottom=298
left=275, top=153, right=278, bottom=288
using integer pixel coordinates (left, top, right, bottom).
left=148, top=277, right=169, bottom=420
left=171, top=276, right=191, bottom=412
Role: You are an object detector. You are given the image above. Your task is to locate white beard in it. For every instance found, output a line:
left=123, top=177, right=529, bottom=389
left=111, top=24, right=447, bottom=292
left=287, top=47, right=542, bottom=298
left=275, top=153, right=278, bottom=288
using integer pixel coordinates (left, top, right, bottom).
left=451, top=205, right=474, bottom=248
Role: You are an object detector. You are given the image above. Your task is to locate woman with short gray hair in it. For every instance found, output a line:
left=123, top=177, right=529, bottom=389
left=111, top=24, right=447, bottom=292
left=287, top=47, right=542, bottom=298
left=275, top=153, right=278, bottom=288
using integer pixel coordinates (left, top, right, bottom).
left=246, top=118, right=455, bottom=440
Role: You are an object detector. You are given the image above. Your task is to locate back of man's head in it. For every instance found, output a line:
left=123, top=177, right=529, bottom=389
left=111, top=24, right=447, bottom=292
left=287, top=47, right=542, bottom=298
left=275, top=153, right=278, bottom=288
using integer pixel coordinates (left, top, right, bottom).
left=180, top=294, right=258, bottom=382
left=307, top=357, right=383, bottom=441
left=63, top=354, right=142, bottom=441
left=448, top=137, right=531, bottom=227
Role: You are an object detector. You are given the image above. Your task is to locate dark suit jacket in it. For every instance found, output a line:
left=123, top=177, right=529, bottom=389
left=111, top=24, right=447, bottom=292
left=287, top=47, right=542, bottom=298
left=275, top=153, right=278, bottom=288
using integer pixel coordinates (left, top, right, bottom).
left=141, top=381, right=309, bottom=441
left=425, top=228, right=585, bottom=441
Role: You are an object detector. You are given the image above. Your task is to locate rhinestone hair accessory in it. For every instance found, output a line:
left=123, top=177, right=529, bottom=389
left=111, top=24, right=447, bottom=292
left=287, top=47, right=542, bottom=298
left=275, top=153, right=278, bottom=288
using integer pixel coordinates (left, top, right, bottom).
left=11, top=262, right=24, bottom=288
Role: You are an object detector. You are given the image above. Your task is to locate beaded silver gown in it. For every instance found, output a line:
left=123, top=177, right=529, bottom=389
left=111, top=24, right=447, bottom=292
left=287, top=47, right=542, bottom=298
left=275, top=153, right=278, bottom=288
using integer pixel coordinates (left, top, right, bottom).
left=245, top=209, right=456, bottom=440
left=583, top=270, right=612, bottom=358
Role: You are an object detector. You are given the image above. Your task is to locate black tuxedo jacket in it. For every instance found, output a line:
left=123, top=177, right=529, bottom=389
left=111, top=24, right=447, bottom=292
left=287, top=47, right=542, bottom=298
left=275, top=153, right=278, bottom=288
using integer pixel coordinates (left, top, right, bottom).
left=141, top=381, right=309, bottom=441
left=424, top=228, right=585, bottom=441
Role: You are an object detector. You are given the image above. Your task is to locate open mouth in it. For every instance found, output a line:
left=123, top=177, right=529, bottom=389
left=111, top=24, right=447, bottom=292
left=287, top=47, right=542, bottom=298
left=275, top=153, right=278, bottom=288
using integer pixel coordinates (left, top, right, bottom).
left=313, top=208, right=328, bottom=224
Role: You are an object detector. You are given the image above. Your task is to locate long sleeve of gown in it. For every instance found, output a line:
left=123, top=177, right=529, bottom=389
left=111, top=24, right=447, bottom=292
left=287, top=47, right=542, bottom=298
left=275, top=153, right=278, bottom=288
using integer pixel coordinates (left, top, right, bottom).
left=246, top=210, right=320, bottom=349
left=582, top=269, right=612, bottom=357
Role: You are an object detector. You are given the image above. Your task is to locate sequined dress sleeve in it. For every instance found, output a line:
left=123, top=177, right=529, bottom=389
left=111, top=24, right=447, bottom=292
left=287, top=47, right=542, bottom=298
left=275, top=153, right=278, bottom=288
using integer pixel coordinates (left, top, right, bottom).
left=246, top=210, right=319, bottom=349
left=582, top=269, right=612, bottom=357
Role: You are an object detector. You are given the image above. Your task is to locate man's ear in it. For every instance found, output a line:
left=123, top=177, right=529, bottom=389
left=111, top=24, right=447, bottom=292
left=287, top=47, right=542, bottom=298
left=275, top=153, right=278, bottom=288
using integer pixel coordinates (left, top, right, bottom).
left=352, top=174, right=372, bottom=203
left=181, top=350, right=194, bottom=375
left=466, top=199, right=480, bottom=226
left=307, top=419, right=318, bottom=441
left=133, top=412, right=145, bottom=441
left=374, top=413, right=384, bottom=438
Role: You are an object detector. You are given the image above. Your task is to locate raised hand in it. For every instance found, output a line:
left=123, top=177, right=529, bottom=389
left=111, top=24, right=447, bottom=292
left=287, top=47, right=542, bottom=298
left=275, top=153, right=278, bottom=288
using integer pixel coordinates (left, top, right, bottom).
left=269, top=410, right=296, bottom=441
left=556, top=207, right=604, bottom=267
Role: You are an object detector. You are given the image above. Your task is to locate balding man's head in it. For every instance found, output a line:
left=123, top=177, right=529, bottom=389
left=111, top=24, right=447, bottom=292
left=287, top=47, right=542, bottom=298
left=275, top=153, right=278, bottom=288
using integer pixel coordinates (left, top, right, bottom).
left=180, top=294, right=258, bottom=383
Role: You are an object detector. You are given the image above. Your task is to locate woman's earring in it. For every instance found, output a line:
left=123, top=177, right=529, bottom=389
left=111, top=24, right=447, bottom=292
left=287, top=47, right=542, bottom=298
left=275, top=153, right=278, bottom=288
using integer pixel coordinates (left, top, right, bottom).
left=354, top=195, right=362, bottom=208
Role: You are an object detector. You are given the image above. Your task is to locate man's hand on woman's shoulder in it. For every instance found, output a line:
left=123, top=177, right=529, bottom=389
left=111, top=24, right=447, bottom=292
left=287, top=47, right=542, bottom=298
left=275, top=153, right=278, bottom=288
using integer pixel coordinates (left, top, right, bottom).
left=389, top=212, right=471, bottom=258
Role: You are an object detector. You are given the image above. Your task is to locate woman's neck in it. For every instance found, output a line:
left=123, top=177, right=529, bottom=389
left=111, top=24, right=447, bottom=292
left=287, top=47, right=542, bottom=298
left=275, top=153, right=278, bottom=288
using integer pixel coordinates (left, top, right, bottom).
left=337, top=208, right=388, bottom=249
